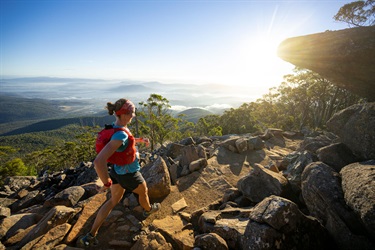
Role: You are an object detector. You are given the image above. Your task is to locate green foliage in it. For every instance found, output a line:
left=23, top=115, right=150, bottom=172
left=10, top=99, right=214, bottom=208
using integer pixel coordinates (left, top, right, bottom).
left=334, top=0, right=375, bottom=27
left=26, top=126, right=98, bottom=173
left=219, top=103, right=259, bottom=135
left=138, top=94, right=181, bottom=149
left=0, top=95, right=63, bottom=123
left=0, top=124, right=91, bottom=155
left=0, top=146, right=20, bottom=172
left=0, top=158, right=33, bottom=185
left=1, top=125, right=98, bottom=176
left=216, top=67, right=362, bottom=134
left=272, top=68, right=362, bottom=130
left=0, top=115, right=115, bottom=136
left=177, top=108, right=213, bottom=123
left=0, top=145, right=18, bottom=158
left=176, top=114, right=197, bottom=139
left=196, top=115, right=222, bottom=136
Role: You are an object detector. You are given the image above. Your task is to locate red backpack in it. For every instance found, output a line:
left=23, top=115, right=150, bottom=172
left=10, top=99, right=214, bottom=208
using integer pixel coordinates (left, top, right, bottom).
left=95, top=124, right=136, bottom=165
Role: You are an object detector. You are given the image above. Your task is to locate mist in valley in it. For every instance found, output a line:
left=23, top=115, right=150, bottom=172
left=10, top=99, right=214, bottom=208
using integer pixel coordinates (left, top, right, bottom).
left=1, top=77, right=260, bottom=116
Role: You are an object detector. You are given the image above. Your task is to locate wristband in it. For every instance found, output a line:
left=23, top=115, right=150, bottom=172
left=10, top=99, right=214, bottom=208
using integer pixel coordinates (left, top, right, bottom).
left=104, top=180, right=112, bottom=188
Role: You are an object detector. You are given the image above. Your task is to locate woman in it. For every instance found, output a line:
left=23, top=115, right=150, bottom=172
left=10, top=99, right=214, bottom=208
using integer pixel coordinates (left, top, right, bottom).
left=77, top=98, right=160, bottom=247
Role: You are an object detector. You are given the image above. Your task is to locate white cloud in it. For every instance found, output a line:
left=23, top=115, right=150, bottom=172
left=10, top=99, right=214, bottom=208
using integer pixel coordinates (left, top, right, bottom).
left=204, top=103, right=231, bottom=110
left=170, top=105, right=192, bottom=112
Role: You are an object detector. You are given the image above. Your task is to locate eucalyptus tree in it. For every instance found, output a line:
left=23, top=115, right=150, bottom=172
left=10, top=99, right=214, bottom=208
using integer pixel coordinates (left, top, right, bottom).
left=0, top=158, right=29, bottom=185
left=196, top=114, right=222, bottom=136
left=269, top=67, right=361, bottom=130
left=138, top=94, right=179, bottom=150
left=334, top=0, right=375, bottom=27
left=175, top=114, right=197, bottom=139
left=219, top=103, right=258, bottom=135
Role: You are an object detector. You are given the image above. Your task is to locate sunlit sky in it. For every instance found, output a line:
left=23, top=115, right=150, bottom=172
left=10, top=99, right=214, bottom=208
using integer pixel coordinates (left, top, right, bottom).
left=1, top=0, right=353, bottom=97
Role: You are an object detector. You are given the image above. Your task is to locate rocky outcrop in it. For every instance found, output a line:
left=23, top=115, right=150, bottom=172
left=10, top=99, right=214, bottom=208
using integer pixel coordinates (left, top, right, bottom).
left=237, top=163, right=291, bottom=203
left=277, top=28, right=374, bottom=250
left=326, top=102, right=375, bottom=160
left=0, top=126, right=374, bottom=249
left=243, top=196, right=335, bottom=250
left=301, top=162, right=373, bottom=250
left=277, top=26, right=375, bottom=101
left=340, top=161, right=375, bottom=240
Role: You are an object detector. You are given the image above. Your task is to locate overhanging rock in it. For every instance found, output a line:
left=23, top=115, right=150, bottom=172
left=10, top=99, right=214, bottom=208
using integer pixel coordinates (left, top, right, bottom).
left=277, top=26, right=375, bottom=101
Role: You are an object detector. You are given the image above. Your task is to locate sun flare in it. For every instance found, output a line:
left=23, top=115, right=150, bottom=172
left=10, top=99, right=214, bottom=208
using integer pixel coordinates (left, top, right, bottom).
left=232, top=35, right=293, bottom=91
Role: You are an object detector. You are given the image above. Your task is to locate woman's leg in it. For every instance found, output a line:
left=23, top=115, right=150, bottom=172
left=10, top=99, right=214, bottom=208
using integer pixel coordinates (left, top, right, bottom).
left=132, top=181, right=151, bottom=211
left=90, top=184, right=125, bottom=236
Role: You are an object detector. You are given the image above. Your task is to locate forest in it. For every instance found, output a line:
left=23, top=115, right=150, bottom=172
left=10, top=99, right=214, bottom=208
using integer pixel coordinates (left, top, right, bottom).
left=0, top=66, right=364, bottom=184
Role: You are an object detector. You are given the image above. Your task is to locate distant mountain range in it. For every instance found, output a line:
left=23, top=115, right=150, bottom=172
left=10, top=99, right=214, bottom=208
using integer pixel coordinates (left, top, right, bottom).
left=0, top=76, right=255, bottom=135
left=0, top=93, right=214, bottom=135
left=0, top=76, right=254, bottom=111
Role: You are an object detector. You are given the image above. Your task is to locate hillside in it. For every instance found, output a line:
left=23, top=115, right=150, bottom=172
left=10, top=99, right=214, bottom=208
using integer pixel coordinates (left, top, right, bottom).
left=0, top=94, right=97, bottom=124
left=177, top=108, right=213, bottom=123
left=0, top=94, right=65, bottom=123
left=0, top=116, right=114, bottom=136
left=0, top=95, right=212, bottom=136
left=0, top=124, right=92, bottom=155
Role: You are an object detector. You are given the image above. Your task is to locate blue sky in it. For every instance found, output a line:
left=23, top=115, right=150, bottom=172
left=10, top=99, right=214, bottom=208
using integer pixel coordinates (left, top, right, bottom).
left=1, top=0, right=353, bottom=96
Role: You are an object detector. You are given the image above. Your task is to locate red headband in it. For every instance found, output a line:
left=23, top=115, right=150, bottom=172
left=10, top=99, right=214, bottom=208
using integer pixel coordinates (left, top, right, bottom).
left=115, top=100, right=135, bottom=116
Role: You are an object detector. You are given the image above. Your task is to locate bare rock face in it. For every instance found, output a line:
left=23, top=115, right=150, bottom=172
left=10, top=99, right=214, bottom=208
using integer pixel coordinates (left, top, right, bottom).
left=326, top=102, right=375, bottom=160
left=340, top=161, right=375, bottom=240
left=237, top=163, right=290, bottom=203
left=301, top=162, right=374, bottom=250
left=140, top=156, right=171, bottom=199
left=277, top=26, right=375, bottom=101
left=243, top=195, right=335, bottom=250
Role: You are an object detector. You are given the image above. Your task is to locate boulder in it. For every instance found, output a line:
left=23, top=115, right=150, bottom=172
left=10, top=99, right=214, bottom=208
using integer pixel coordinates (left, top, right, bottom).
left=65, top=192, right=107, bottom=244
left=235, top=138, right=248, bottom=153
left=153, top=215, right=194, bottom=250
left=284, top=150, right=318, bottom=187
left=141, top=156, right=171, bottom=199
left=130, top=231, right=172, bottom=250
left=165, top=142, right=184, bottom=159
left=317, top=142, right=358, bottom=172
left=74, top=162, right=99, bottom=186
left=237, top=164, right=291, bottom=203
left=248, top=136, right=265, bottom=150
left=0, top=213, right=39, bottom=241
left=2, top=176, right=38, bottom=194
left=326, top=102, right=375, bottom=160
left=301, top=162, right=374, bottom=250
left=341, top=160, right=375, bottom=239
left=28, top=223, right=71, bottom=250
left=179, top=145, right=201, bottom=167
left=198, top=208, right=250, bottom=249
left=242, top=196, right=335, bottom=250
left=195, top=232, right=228, bottom=250
left=43, top=186, right=85, bottom=208
left=297, top=132, right=337, bottom=154
left=9, top=190, right=40, bottom=213
left=0, top=207, right=10, bottom=220
left=17, top=205, right=76, bottom=249
left=189, top=158, right=208, bottom=172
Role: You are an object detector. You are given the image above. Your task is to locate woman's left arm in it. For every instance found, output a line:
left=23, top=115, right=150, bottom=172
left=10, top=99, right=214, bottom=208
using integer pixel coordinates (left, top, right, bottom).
left=135, top=137, right=150, bottom=147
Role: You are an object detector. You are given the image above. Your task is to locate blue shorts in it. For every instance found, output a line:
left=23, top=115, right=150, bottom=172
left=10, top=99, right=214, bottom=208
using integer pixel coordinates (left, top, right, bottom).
left=109, top=168, right=145, bottom=192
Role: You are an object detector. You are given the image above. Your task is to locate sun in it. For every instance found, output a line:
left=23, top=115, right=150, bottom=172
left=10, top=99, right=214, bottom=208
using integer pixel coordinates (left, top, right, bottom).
left=254, top=39, right=279, bottom=63
left=233, top=34, right=294, bottom=91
